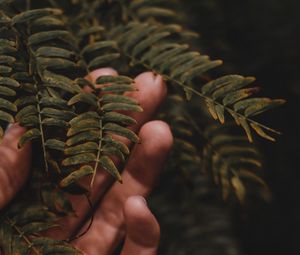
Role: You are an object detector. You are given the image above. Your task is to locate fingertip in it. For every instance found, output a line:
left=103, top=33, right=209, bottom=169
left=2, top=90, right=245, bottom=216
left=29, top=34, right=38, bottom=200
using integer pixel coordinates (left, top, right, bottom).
left=2, top=124, right=27, bottom=148
left=139, top=120, right=173, bottom=156
left=134, top=72, right=167, bottom=99
left=88, top=67, right=118, bottom=83
left=124, top=196, right=160, bottom=248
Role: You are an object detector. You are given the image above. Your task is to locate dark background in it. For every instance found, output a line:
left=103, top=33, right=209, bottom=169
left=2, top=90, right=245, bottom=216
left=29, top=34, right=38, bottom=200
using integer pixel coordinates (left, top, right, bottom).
left=185, top=0, right=300, bottom=254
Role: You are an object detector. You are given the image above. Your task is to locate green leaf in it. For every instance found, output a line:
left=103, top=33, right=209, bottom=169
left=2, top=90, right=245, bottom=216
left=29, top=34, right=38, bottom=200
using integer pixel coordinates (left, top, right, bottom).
left=180, top=60, right=222, bottom=82
left=122, top=25, right=157, bottom=52
left=40, top=96, right=69, bottom=109
left=67, top=119, right=99, bottom=137
left=137, top=7, right=176, bottom=18
left=102, top=102, right=143, bottom=112
left=37, top=57, right=77, bottom=70
left=231, top=176, right=246, bottom=203
left=212, top=77, right=255, bottom=100
left=45, top=139, right=65, bottom=151
left=88, top=53, right=120, bottom=70
left=103, top=112, right=137, bottom=126
left=99, top=156, right=122, bottom=182
left=0, top=11, right=11, bottom=24
left=15, top=96, right=37, bottom=107
left=41, top=108, right=76, bottom=121
left=0, top=109, right=14, bottom=123
left=69, top=112, right=100, bottom=126
left=12, top=206, right=56, bottom=225
left=18, top=128, right=41, bottom=148
left=36, top=46, right=76, bottom=59
left=0, top=86, right=16, bottom=96
left=102, top=145, right=125, bottom=162
left=59, top=165, right=94, bottom=188
left=0, top=65, right=12, bottom=74
left=202, top=75, right=243, bottom=95
left=42, top=118, right=68, bottom=127
left=78, top=26, right=104, bottom=37
left=64, top=142, right=98, bottom=155
left=222, top=87, right=259, bottom=106
left=103, top=136, right=129, bottom=155
left=82, top=41, right=117, bottom=56
left=42, top=70, right=81, bottom=93
left=96, top=75, right=133, bottom=84
left=19, top=115, right=39, bottom=127
left=66, top=130, right=100, bottom=146
left=132, top=32, right=171, bottom=57
left=104, top=123, right=139, bottom=142
left=42, top=245, right=80, bottom=255
left=62, top=153, right=96, bottom=166
left=244, top=99, right=286, bottom=117
left=205, top=100, right=218, bottom=120
left=12, top=8, right=62, bottom=24
left=0, top=46, right=17, bottom=55
left=15, top=105, right=38, bottom=122
left=0, top=98, right=17, bottom=111
left=102, top=94, right=138, bottom=105
left=0, top=55, right=16, bottom=64
left=215, top=105, right=225, bottom=124
left=250, top=123, right=276, bottom=142
left=22, top=222, right=59, bottom=235
left=240, top=118, right=253, bottom=142
left=101, top=84, right=136, bottom=93
left=31, top=237, right=65, bottom=246
left=68, top=93, right=98, bottom=107
left=28, top=30, right=76, bottom=47
left=141, top=43, right=179, bottom=63
left=0, top=77, right=20, bottom=87
left=150, top=45, right=189, bottom=68
left=74, top=78, right=96, bottom=89
left=31, top=16, right=64, bottom=30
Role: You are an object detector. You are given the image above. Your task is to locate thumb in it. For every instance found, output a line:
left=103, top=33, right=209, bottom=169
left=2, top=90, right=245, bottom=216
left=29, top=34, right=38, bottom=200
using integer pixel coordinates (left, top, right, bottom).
left=0, top=124, right=31, bottom=209
left=121, top=196, right=160, bottom=255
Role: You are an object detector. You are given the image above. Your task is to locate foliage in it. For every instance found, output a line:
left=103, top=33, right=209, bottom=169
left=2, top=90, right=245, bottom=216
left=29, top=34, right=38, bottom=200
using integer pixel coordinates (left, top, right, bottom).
left=0, top=0, right=283, bottom=254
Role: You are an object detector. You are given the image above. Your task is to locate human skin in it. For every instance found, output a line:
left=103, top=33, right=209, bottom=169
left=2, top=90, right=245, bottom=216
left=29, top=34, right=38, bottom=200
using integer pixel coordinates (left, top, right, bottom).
left=0, top=68, right=173, bottom=255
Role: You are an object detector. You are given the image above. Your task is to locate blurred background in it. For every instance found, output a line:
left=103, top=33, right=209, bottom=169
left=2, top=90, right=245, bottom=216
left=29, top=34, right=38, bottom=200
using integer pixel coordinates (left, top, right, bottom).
left=151, top=1, right=300, bottom=254
left=186, top=1, right=300, bottom=254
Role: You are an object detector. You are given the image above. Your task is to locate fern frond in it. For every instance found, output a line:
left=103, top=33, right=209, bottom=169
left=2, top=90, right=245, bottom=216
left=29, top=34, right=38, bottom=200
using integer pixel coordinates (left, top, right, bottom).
left=111, top=21, right=285, bottom=142
left=203, top=123, right=270, bottom=203
left=63, top=75, right=141, bottom=188
left=0, top=13, right=20, bottom=138
left=7, top=8, right=82, bottom=172
left=159, top=94, right=201, bottom=178
left=0, top=204, right=79, bottom=255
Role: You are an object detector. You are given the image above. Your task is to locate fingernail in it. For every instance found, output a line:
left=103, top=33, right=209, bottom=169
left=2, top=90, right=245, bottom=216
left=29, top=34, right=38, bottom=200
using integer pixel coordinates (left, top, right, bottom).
left=154, top=74, right=163, bottom=85
left=139, top=196, right=147, bottom=206
left=5, top=123, right=14, bottom=134
left=89, top=67, right=118, bottom=82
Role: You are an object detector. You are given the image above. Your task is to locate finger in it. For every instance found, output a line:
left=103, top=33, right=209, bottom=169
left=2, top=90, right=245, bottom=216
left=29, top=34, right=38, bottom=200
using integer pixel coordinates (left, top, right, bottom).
left=0, top=124, right=31, bottom=209
left=88, top=70, right=167, bottom=134
left=121, top=196, right=160, bottom=255
left=73, top=121, right=173, bottom=254
left=83, top=67, right=118, bottom=93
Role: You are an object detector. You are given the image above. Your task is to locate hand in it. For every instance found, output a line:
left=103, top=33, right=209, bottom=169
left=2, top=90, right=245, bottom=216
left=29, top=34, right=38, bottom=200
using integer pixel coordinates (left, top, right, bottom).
left=0, top=68, right=173, bottom=255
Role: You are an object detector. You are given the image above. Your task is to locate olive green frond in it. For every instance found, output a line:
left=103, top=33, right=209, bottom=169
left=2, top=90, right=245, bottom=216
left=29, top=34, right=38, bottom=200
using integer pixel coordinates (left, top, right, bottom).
left=0, top=204, right=79, bottom=255
left=63, top=75, right=141, bottom=188
left=203, top=123, right=270, bottom=203
left=111, top=21, right=284, bottom=142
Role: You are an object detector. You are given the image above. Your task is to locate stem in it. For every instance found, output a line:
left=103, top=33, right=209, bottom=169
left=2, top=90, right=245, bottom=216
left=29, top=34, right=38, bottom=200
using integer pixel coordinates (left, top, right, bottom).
left=90, top=118, right=103, bottom=188
left=5, top=217, right=40, bottom=255
left=124, top=53, right=281, bottom=135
